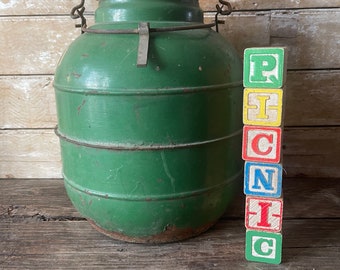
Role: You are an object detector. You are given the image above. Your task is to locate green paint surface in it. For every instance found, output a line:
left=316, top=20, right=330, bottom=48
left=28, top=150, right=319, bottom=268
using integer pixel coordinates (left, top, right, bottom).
left=246, top=230, right=282, bottom=264
left=243, top=47, right=285, bottom=88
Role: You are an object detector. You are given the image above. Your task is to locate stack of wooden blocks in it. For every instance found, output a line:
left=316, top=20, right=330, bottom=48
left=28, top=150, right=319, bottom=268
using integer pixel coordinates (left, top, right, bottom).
left=242, top=47, right=286, bottom=264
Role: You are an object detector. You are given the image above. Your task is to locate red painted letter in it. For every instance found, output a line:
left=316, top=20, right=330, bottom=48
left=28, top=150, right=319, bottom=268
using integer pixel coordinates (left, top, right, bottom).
left=251, top=133, right=273, bottom=156
left=256, top=201, right=272, bottom=227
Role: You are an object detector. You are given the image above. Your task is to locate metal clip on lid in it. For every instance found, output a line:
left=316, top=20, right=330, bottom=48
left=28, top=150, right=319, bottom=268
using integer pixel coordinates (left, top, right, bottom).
left=70, top=0, right=233, bottom=67
left=137, top=22, right=150, bottom=67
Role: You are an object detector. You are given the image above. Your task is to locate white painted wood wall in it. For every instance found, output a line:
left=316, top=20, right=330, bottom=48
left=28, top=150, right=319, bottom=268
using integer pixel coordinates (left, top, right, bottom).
left=1, top=0, right=340, bottom=178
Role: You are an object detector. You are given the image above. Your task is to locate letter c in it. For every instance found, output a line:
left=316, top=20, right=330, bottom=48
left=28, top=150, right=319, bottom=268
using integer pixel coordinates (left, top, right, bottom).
left=254, top=238, right=274, bottom=256
left=251, top=133, right=273, bottom=156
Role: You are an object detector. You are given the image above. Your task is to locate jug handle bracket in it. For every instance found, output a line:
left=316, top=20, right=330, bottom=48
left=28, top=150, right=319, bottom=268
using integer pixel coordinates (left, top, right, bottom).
left=71, top=0, right=87, bottom=33
left=215, top=0, right=233, bottom=33
left=137, top=22, right=150, bottom=67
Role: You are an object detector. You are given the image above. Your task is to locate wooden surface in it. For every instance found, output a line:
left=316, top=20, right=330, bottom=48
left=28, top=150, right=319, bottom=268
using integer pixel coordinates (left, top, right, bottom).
left=2, top=10, right=339, bottom=74
left=1, top=1, right=340, bottom=179
left=200, top=0, right=340, bottom=11
left=1, top=1, right=339, bottom=269
left=0, top=177, right=339, bottom=269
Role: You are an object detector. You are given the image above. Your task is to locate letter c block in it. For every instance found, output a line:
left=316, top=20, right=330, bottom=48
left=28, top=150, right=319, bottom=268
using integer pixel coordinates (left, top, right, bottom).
left=242, top=126, right=282, bottom=163
left=246, top=230, right=282, bottom=264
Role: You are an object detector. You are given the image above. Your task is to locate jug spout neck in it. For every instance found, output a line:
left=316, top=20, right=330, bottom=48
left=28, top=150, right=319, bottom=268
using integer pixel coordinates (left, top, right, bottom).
left=95, top=0, right=204, bottom=23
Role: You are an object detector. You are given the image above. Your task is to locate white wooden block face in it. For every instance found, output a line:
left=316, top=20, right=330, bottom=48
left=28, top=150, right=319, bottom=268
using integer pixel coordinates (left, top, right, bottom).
left=243, top=88, right=283, bottom=127
left=245, top=197, right=283, bottom=232
left=246, top=230, right=282, bottom=264
left=244, top=162, right=282, bottom=197
left=242, top=126, right=282, bottom=163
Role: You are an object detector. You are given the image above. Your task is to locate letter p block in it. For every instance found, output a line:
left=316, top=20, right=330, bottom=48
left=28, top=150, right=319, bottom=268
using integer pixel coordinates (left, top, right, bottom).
left=244, top=48, right=286, bottom=89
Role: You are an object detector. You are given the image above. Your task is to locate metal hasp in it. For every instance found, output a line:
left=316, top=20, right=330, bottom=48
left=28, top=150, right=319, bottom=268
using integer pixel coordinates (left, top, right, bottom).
left=137, top=22, right=150, bottom=67
left=215, top=0, right=233, bottom=32
left=69, top=0, right=231, bottom=66
left=54, top=0, right=243, bottom=243
left=70, top=0, right=87, bottom=32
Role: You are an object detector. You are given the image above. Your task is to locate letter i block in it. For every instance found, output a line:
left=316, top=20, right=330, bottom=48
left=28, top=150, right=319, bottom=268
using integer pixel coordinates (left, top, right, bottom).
left=243, top=47, right=286, bottom=89
left=243, top=88, right=283, bottom=127
left=244, top=161, right=282, bottom=198
left=242, top=125, right=282, bottom=163
left=245, top=197, right=283, bottom=232
left=246, top=230, right=282, bottom=264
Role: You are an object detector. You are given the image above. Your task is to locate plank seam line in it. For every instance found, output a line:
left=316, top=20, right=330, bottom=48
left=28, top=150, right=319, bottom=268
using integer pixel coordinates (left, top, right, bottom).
left=1, top=69, right=339, bottom=78
left=204, top=7, right=340, bottom=13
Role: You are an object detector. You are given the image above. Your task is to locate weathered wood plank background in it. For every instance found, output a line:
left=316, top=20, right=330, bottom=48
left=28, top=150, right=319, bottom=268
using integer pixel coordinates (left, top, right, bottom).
left=0, top=0, right=340, bottom=178
left=0, top=177, right=339, bottom=269
left=1, top=1, right=340, bottom=269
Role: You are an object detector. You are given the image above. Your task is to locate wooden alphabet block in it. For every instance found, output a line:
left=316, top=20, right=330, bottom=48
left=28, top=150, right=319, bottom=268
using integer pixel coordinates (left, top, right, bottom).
left=242, top=126, right=282, bottom=163
left=244, top=161, right=282, bottom=198
left=246, top=230, right=282, bottom=264
left=245, top=197, right=283, bottom=232
left=243, top=88, right=283, bottom=127
left=243, top=47, right=286, bottom=89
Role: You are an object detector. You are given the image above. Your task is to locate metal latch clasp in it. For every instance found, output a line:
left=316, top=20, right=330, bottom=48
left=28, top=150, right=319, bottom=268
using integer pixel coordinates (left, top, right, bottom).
left=69, top=0, right=233, bottom=67
left=137, top=22, right=150, bottom=67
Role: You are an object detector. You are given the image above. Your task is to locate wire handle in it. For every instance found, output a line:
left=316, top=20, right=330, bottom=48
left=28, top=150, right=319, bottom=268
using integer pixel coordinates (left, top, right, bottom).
left=70, top=0, right=233, bottom=34
left=70, top=0, right=87, bottom=33
left=215, top=0, right=233, bottom=32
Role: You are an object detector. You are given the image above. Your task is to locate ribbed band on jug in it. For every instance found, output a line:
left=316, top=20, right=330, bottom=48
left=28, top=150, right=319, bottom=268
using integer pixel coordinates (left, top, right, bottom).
left=95, top=0, right=204, bottom=23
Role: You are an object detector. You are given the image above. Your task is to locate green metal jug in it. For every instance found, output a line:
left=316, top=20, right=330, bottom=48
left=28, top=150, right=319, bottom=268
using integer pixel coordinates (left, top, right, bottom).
left=54, top=0, right=243, bottom=243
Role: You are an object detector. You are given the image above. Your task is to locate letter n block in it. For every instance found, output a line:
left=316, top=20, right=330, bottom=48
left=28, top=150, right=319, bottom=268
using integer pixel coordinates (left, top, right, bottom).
left=246, top=230, right=282, bottom=264
left=243, top=47, right=286, bottom=89
left=243, top=88, right=283, bottom=127
left=245, top=197, right=283, bottom=232
left=242, top=126, right=282, bottom=163
left=244, top=161, right=282, bottom=198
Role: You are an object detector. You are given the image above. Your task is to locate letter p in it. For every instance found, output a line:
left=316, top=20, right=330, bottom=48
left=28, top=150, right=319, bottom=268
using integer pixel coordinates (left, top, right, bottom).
left=250, top=54, right=277, bottom=83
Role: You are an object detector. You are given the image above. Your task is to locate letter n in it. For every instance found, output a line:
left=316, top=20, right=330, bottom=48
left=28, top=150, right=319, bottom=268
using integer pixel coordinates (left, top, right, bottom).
left=244, top=162, right=282, bottom=198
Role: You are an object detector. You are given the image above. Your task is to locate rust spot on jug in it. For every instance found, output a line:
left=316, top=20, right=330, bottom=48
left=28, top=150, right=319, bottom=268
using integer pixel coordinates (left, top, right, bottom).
left=72, top=72, right=82, bottom=78
left=88, top=219, right=217, bottom=244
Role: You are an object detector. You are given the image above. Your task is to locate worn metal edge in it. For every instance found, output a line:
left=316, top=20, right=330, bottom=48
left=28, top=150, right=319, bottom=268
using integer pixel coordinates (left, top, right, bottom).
left=53, top=81, right=243, bottom=96
left=63, top=169, right=242, bottom=202
left=55, top=127, right=242, bottom=151
left=87, top=218, right=218, bottom=244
